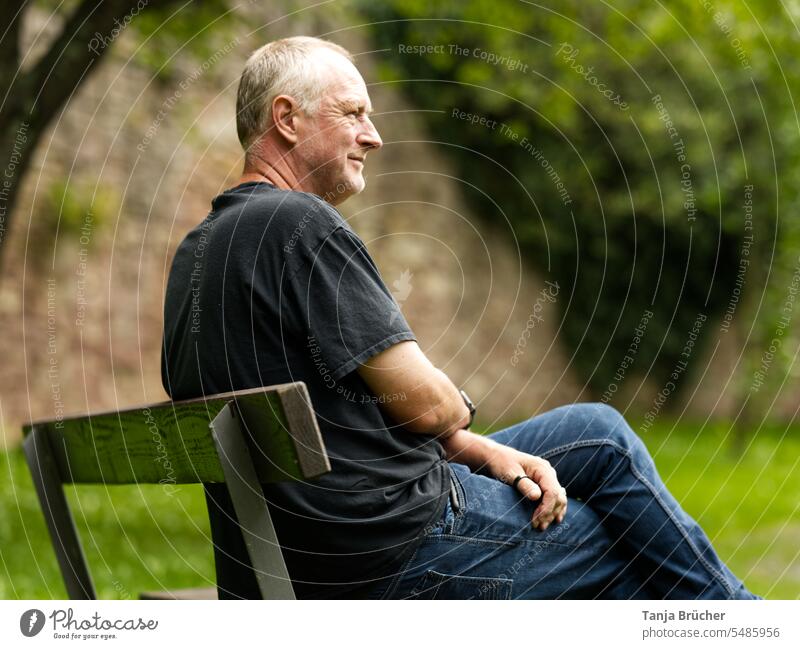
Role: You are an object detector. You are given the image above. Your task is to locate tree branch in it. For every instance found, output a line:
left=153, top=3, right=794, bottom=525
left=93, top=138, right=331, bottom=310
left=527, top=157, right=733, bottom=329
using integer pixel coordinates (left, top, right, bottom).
left=25, top=0, right=156, bottom=130
left=0, top=0, right=26, bottom=97
left=0, top=0, right=188, bottom=272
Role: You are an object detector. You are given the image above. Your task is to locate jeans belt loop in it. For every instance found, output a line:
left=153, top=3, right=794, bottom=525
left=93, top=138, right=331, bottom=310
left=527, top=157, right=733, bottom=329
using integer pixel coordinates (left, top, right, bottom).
left=449, top=472, right=460, bottom=512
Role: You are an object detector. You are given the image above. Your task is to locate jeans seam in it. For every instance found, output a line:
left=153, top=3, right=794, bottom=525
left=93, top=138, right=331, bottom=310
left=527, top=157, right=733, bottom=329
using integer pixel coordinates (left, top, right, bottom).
left=539, top=437, right=737, bottom=598
left=420, top=533, right=517, bottom=548
left=383, top=471, right=457, bottom=599
left=412, top=571, right=514, bottom=600
left=626, top=459, right=737, bottom=598
left=380, top=544, right=423, bottom=600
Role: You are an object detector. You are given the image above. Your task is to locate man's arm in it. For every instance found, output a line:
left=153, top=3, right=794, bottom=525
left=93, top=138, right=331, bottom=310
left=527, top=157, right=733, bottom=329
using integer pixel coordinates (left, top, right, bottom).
left=356, top=340, right=568, bottom=530
left=355, top=340, right=471, bottom=436
left=436, top=428, right=567, bottom=530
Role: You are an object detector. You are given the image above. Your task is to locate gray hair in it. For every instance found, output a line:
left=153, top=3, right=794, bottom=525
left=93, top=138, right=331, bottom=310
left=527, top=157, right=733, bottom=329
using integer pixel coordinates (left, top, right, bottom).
left=236, top=36, right=353, bottom=151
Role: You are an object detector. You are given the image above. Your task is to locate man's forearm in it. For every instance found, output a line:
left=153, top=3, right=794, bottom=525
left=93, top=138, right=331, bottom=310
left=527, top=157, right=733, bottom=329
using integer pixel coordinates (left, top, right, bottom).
left=438, top=428, right=501, bottom=473
left=359, top=341, right=472, bottom=437
left=421, top=368, right=471, bottom=437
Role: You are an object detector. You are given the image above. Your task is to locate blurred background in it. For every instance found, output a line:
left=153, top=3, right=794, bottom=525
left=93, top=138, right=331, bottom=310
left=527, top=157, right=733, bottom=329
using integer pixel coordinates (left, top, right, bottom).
left=1, top=0, right=798, bottom=598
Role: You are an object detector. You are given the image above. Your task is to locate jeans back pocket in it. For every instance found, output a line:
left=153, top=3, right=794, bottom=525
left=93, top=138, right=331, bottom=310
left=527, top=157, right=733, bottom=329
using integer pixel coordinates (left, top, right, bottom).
left=407, top=570, right=513, bottom=600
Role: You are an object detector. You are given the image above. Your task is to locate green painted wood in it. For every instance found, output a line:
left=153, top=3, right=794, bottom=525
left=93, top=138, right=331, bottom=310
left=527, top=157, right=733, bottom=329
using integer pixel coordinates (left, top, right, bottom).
left=21, top=383, right=328, bottom=485
left=24, top=427, right=96, bottom=599
left=239, top=385, right=331, bottom=481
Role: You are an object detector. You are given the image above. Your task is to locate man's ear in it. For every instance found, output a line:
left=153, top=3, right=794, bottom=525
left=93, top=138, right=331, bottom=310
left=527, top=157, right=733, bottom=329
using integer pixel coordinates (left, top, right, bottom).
left=271, top=95, right=300, bottom=145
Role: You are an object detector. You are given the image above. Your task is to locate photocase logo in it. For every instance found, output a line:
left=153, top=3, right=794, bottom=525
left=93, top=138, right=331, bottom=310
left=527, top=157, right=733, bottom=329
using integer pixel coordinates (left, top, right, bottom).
left=20, top=609, right=45, bottom=637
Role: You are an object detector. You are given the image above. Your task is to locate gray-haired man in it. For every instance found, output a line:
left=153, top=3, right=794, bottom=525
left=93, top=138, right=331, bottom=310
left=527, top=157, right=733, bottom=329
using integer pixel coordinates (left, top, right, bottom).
left=162, top=36, right=757, bottom=599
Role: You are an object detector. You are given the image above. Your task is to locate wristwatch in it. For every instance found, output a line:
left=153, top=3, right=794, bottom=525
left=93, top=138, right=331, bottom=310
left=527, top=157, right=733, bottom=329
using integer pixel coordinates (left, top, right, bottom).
left=459, top=389, right=476, bottom=430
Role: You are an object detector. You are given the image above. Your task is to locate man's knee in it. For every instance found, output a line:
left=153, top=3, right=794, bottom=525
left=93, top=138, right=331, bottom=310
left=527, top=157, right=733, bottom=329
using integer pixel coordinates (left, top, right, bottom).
left=553, top=402, right=644, bottom=452
left=589, top=402, right=650, bottom=456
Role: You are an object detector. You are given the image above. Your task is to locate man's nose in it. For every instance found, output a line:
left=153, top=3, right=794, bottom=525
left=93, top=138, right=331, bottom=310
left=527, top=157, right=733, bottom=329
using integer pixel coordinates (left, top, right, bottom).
left=358, top=117, right=382, bottom=151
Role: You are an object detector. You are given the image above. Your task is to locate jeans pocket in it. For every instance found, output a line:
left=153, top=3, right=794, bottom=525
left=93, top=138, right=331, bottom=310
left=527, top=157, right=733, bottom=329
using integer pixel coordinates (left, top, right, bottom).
left=407, top=570, right=513, bottom=600
left=424, top=499, right=454, bottom=536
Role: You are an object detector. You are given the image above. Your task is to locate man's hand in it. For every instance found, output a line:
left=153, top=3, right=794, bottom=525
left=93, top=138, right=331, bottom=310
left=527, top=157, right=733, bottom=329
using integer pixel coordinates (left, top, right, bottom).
left=484, top=443, right=568, bottom=531
left=440, top=429, right=568, bottom=531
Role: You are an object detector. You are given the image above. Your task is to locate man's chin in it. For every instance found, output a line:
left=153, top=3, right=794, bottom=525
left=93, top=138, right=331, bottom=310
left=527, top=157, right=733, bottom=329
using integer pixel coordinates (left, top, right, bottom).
left=350, top=175, right=366, bottom=195
left=326, top=176, right=364, bottom=205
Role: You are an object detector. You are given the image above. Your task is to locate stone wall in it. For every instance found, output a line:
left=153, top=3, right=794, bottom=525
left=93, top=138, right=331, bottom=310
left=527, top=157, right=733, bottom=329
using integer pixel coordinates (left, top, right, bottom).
left=1, top=3, right=790, bottom=446
left=0, top=6, right=585, bottom=446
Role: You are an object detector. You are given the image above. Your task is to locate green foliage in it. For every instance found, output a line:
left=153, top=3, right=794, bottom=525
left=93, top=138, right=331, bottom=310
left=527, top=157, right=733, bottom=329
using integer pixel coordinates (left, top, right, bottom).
left=26, top=0, right=240, bottom=82
left=357, top=0, right=799, bottom=398
left=33, top=179, right=116, bottom=255
left=129, top=0, right=238, bottom=82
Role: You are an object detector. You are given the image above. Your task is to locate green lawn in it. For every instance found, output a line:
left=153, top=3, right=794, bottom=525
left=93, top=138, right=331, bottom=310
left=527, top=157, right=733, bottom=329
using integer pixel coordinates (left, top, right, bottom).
left=1, top=420, right=798, bottom=599
left=0, top=451, right=215, bottom=599
left=635, top=420, right=800, bottom=600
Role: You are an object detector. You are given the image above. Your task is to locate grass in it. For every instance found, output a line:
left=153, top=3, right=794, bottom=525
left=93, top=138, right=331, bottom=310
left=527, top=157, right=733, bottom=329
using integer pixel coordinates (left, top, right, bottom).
left=635, top=419, right=800, bottom=600
left=1, top=419, right=798, bottom=599
left=0, top=450, right=215, bottom=599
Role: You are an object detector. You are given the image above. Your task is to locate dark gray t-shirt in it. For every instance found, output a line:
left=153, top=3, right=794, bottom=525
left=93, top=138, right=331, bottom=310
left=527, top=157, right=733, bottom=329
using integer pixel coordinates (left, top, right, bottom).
left=161, top=181, right=449, bottom=598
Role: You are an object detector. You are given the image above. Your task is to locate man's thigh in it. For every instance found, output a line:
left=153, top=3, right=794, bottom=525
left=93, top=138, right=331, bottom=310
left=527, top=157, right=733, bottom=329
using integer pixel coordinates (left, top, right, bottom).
left=487, top=402, right=624, bottom=456
left=485, top=403, right=649, bottom=502
left=384, top=464, right=648, bottom=599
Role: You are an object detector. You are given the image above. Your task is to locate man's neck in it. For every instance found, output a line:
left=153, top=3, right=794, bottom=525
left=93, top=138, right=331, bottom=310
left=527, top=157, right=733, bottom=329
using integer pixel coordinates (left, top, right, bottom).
left=238, top=149, right=302, bottom=193
left=238, top=168, right=288, bottom=190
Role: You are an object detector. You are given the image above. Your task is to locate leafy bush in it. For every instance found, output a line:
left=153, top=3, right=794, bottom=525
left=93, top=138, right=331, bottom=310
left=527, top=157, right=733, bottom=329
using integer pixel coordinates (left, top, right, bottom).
left=358, top=0, right=798, bottom=399
left=32, top=178, right=116, bottom=257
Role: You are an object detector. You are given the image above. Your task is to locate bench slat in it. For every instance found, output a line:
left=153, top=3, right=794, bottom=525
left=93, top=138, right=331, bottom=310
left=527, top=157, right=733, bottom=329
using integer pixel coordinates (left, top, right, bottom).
left=139, top=588, right=218, bottom=600
left=22, top=383, right=329, bottom=485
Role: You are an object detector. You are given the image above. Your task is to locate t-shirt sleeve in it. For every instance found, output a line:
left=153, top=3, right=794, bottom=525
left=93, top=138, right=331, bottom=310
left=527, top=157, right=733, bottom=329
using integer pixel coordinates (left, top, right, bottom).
left=286, top=225, right=417, bottom=381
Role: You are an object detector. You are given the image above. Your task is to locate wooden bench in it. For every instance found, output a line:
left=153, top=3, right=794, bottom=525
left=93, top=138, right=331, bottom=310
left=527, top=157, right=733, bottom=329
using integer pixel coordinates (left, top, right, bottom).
left=22, top=382, right=329, bottom=600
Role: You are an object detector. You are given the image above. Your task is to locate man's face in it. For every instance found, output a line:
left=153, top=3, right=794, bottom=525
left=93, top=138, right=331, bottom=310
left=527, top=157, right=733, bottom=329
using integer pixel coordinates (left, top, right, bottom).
left=293, top=53, right=382, bottom=205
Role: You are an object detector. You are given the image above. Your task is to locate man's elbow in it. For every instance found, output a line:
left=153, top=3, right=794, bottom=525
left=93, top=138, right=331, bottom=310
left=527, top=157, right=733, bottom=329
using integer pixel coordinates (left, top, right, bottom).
left=400, top=394, right=463, bottom=437
left=401, top=409, right=447, bottom=435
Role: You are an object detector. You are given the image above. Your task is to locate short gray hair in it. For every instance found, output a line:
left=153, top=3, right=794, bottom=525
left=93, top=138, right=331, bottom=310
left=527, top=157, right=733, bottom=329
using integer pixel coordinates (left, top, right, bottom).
left=236, top=36, right=353, bottom=151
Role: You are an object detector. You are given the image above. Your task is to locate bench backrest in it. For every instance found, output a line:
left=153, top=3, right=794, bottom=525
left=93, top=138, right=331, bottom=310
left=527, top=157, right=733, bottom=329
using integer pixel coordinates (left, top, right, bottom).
left=22, top=382, right=328, bottom=600
left=23, top=382, right=329, bottom=484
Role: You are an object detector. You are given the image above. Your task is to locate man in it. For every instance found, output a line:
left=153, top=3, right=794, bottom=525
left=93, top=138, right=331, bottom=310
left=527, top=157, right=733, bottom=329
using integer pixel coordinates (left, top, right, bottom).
left=162, top=36, right=758, bottom=599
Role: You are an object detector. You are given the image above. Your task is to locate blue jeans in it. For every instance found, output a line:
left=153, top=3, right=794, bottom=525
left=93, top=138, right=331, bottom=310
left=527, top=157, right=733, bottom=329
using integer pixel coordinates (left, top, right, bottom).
left=371, top=403, right=759, bottom=600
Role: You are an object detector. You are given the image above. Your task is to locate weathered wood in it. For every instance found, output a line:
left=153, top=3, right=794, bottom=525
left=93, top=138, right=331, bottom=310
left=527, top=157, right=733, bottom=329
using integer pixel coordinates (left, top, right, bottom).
left=238, top=383, right=330, bottom=480
left=139, top=588, right=218, bottom=600
left=22, top=382, right=327, bottom=600
left=210, top=403, right=296, bottom=600
left=21, top=383, right=327, bottom=485
left=276, top=383, right=331, bottom=477
left=23, top=426, right=96, bottom=599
